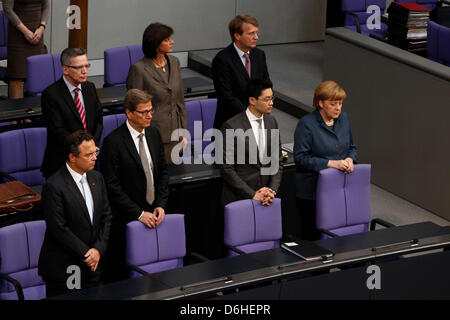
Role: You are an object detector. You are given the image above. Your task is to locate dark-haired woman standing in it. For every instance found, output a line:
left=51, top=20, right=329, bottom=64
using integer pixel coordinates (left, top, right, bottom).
left=127, top=22, right=187, bottom=163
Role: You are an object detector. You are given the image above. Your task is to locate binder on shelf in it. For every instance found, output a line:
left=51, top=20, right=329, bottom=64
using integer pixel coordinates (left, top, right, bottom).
left=281, top=240, right=334, bottom=261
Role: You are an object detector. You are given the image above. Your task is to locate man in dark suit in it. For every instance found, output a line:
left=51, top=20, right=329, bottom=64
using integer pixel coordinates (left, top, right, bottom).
left=38, top=131, right=111, bottom=298
left=101, top=89, right=169, bottom=282
left=41, top=47, right=103, bottom=179
left=212, top=14, right=271, bottom=129
left=221, top=79, right=283, bottom=206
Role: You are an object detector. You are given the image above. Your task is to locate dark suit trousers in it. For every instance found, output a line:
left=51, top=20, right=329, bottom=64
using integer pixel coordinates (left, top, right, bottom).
left=296, top=198, right=321, bottom=241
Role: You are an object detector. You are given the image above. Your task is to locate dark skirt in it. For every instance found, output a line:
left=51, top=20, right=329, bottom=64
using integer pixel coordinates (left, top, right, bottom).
left=6, top=0, right=46, bottom=79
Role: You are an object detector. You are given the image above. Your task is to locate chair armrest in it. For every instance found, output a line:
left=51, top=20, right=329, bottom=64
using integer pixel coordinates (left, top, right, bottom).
left=187, top=251, right=209, bottom=262
left=0, top=272, right=24, bottom=300
left=343, top=10, right=362, bottom=33
left=0, top=172, right=18, bottom=182
left=225, top=244, right=246, bottom=255
left=318, top=228, right=339, bottom=238
left=127, top=264, right=149, bottom=276
left=370, top=218, right=395, bottom=231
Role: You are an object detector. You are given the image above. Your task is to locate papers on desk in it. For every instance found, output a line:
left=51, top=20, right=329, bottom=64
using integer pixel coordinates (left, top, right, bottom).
left=281, top=143, right=294, bottom=153
left=0, top=60, right=7, bottom=68
left=281, top=241, right=334, bottom=262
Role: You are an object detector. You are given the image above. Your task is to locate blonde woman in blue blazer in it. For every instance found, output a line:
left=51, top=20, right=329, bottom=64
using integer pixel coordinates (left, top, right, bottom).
left=294, top=81, right=357, bottom=240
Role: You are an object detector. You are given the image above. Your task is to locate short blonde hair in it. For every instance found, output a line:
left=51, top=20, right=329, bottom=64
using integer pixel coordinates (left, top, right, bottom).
left=313, top=81, right=347, bottom=109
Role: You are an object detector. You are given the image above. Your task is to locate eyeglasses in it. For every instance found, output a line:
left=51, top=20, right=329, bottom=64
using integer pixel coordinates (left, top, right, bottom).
left=134, top=109, right=154, bottom=116
left=246, top=31, right=260, bottom=37
left=65, top=64, right=91, bottom=70
left=258, top=96, right=275, bottom=103
left=85, top=149, right=100, bottom=160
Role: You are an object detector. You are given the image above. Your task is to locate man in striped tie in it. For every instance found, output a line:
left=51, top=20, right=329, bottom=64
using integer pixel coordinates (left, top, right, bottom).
left=41, top=47, right=103, bottom=179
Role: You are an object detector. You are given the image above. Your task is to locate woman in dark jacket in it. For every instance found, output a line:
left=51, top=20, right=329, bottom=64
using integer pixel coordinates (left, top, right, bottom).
left=294, top=80, right=357, bottom=240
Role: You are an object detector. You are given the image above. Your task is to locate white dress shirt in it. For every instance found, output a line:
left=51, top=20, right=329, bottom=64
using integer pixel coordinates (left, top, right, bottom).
left=245, top=107, right=265, bottom=151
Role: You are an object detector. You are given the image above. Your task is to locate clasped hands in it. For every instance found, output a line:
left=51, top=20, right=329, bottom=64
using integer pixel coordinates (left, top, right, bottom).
left=253, top=187, right=275, bottom=206
left=138, top=207, right=165, bottom=228
left=84, top=248, right=100, bottom=272
left=24, top=26, right=44, bottom=45
left=327, top=157, right=354, bottom=173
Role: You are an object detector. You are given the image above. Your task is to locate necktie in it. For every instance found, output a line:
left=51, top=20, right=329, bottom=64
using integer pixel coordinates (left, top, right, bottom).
left=244, top=52, right=251, bottom=77
left=138, top=133, right=155, bottom=205
left=80, top=175, right=94, bottom=224
left=74, top=88, right=87, bottom=131
left=256, top=118, right=265, bottom=162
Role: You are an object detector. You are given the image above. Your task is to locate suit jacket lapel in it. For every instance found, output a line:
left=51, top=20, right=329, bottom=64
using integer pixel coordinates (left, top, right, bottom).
left=119, top=124, right=145, bottom=172
left=87, top=172, right=100, bottom=227
left=145, top=128, right=157, bottom=173
left=58, top=78, right=84, bottom=127
left=143, top=57, right=167, bottom=85
left=239, top=113, right=261, bottom=168
left=228, top=44, right=250, bottom=80
left=62, top=167, right=93, bottom=226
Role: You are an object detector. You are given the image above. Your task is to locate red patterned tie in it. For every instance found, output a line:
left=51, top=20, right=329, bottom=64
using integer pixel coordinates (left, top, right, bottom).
left=74, top=88, right=87, bottom=131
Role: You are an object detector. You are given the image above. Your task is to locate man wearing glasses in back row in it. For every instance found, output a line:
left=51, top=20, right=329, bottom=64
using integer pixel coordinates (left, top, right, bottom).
left=41, top=47, right=103, bottom=179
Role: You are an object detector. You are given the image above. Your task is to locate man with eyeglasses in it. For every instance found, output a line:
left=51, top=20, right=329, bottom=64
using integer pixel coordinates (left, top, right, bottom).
left=212, top=14, right=271, bottom=130
left=41, top=47, right=103, bottom=179
left=38, top=130, right=111, bottom=298
left=220, top=79, right=283, bottom=206
left=100, top=89, right=169, bottom=282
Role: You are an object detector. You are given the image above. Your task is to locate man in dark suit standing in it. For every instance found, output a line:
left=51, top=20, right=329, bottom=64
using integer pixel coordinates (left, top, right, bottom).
left=212, top=14, right=271, bottom=129
left=41, top=47, right=103, bottom=179
left=101, top=89, right=169, bottom=282
left=38, top=131, right=111, bottom=298
left=220, top=79, right=283, bottom=206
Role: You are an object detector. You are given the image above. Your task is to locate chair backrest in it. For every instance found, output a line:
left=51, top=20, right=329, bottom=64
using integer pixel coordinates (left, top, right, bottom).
left=126, top=214, right=186, bottom=278
left=104, top=45, right=144, bottom=87
left=0, top=11, right=8, bottom=60
left=224, top=198, right=282, bottom=256
left=342, top=0, right=386, bottom=27
left=316, top=164, right=372, bottom=238
left=0, top=127, right=46, bottom=186
left=99, top=113, right=127, bottom=149
left=396, top=0, right=438, bottom=10
left=427, top=21, right=450, bottom=66
left=26, top=54, right=63, bottom=96
left=0, top=220, right=46, bottom=300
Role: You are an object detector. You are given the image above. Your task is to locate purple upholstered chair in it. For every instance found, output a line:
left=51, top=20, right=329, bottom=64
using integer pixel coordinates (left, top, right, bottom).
left=0, top=220, right=46, bottom=300
left=342, top=0, right=388, bottom=40
left=427, top=21, right=450, bottom=66
left=103, top=45, right=144, bottom=87
left=126, top=214, right=186, bottom=278
left=0, top=11, right=8, bottom=82
left=26, top=53, right=62, bottom=96
left=316, top=164, right=393, bottom=239
left=99, top=113, right=127, bottom=149
left=224, top=198, right=282, bottom=257
left=184, top=98, right=217, bottom=161
left=0, top=127, right=46, bottom=186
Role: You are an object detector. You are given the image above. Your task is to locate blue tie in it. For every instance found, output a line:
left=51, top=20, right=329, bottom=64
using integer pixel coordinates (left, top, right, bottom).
left=81, top=175, right=94, bottom=224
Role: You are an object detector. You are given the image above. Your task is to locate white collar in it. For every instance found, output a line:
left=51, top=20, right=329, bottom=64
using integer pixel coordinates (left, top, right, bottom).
left=66, top=163, right=86, bottom=184
left=63, top=76, right=82, bottom=93
left=126, top=119, right=145, bottom=139
left=233, top=42, right=249, bottom=58
left=246, top=107, right=263, bottom=122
